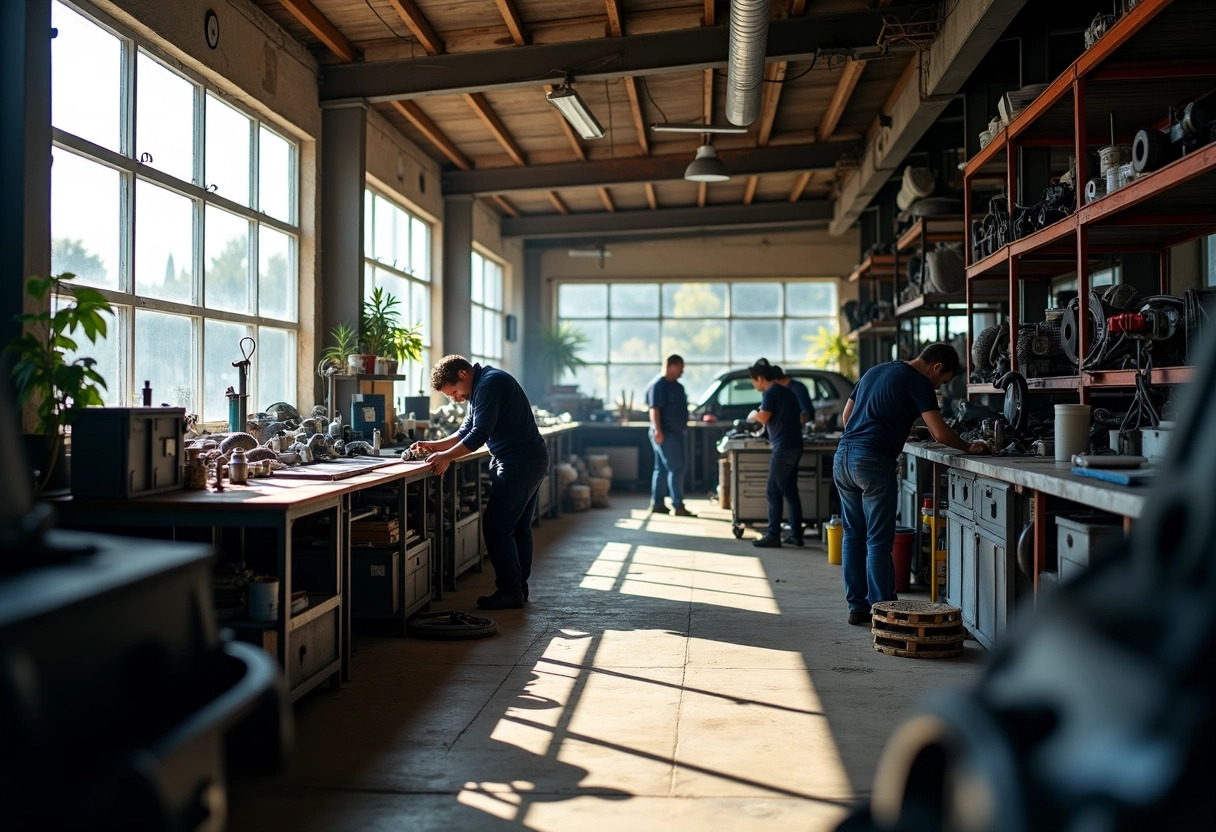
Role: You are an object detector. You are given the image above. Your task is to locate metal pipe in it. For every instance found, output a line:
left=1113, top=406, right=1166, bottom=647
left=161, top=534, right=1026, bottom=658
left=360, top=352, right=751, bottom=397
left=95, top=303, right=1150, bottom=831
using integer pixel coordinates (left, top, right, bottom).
left=725, top=0, right=771, bottom=126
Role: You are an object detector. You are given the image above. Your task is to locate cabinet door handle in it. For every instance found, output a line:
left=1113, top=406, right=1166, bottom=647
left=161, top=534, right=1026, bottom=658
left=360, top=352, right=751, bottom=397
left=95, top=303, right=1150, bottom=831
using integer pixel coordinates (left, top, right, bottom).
left=298, top=644, right=308, bottom=665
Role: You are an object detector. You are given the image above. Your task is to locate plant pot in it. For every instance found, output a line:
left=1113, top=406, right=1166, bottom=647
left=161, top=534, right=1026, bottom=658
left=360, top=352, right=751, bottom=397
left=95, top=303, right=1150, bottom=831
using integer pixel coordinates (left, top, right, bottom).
left=350, top=354, right=376, bottom=375
left=382, top=358, right=399, bottom=376
left=22, top=433, right=70, bottom=494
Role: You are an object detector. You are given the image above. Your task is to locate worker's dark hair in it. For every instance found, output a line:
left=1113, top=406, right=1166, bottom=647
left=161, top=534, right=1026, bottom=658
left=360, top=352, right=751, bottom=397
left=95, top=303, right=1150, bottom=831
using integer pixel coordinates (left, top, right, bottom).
left=430, top=354, right=473, bottom=389
left=918, top=342, right=961, bottom=375
left=748, top=361, right=780, bottom=382
left=666, top=354, right=684, bottom=366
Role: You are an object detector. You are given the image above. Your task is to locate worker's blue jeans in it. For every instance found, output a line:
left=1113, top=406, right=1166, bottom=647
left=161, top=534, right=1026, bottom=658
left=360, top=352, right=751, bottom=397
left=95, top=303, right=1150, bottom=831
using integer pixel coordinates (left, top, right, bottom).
left=483, top=456, right=550, bottom=597
left=649, top=429, right=687, bottom=508
left=832, top=443, right=898, bottom=613
left=767, top=446, right=803, bottom=539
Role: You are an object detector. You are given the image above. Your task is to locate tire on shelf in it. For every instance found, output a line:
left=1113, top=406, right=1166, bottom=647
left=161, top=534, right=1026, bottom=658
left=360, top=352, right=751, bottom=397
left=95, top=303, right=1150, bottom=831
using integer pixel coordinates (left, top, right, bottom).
left=971, top=324, right=1001, bottom=372
left=407, top=610, right=498, bottom=640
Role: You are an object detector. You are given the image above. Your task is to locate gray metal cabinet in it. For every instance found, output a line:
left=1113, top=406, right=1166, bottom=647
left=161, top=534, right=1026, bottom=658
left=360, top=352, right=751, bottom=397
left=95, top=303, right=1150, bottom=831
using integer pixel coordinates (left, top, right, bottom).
left=941, top=471, right=1016, bottom=651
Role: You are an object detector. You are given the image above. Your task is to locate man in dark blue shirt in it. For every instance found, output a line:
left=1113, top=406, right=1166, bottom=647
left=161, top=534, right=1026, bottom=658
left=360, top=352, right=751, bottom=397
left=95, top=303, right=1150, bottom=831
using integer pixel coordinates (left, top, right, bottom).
left=746, top=360, right=804, bottom=547
left=834, top=343, right=988, bottom=626
left=412, top=355, right=550, bottom=610
left=646, top=354, right=695, bottom=517
left=776, top=368, right=814, bottom=425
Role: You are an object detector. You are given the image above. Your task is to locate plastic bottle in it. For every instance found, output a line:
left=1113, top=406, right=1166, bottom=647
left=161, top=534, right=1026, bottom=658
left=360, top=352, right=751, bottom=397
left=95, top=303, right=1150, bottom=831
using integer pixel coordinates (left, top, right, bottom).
left=406, top=411, right=416, bottom=440
left=142, top=380, right=153, bottom=406
left=228, top=447, right=249, bottom=485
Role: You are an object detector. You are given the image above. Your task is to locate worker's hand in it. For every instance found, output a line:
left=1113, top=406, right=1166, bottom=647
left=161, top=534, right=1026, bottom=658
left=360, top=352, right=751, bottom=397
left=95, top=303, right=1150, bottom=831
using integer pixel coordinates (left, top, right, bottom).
left=410, top=440, right=435, bottom=455
left=653, top=428, right=664, bottom=445
left=966, top=441, right=991, bottom=455
left=425, top=452, right=450, bottom=477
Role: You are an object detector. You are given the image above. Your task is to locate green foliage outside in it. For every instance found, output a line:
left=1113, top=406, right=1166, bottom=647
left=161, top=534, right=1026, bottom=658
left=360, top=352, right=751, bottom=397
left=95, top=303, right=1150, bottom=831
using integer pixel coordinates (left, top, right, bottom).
left=803, top=326, right=857, bottom=380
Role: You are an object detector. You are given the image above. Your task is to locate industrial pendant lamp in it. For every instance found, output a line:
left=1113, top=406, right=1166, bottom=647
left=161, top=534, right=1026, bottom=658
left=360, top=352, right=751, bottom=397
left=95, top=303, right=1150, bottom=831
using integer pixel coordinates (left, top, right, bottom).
left=684, top=142, right=730, bottom=182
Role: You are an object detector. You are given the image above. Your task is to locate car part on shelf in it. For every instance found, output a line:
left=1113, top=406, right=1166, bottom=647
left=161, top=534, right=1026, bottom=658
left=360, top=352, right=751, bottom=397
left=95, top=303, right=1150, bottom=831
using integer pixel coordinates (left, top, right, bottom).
left=993, top=371, right=1029, bottom=435
left=1132, top=89, right=1216, bottom=174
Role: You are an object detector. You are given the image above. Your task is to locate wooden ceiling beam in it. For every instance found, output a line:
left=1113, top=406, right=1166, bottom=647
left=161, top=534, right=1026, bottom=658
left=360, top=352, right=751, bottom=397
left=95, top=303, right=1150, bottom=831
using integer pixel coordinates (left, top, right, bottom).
left=818, top=59, right=866, bottom=143
left=645, top=183, right=658, bottom=210
left=757, top=61, right=787, bottom=146
left=743, top=177, right=758, bottom=205
left=464, top=92, right=527, bottom=167
left=597, top=187, right=616, bottom=212
left=789, top=171, right=812, bottom=202
left=493, top=0, right=528, bottom=47
left=389, top=100, right=472, bottom=170
left=548, top=192, right=569, bottom=214
left=386, top=0, right=445, bottom=55
left=276, top=0, right=358, bottom=63
left=604, top=0, right=624, bottom=37
left=490, top=195, right=520, bottom=217
left=697, top=181, right=707, bottom=207
left=623, top=77, right=649, bottom=155
left=704, top=0, right=715, bottom=26
left=702, top=68, right=714, bottom=124
left=503, top=200, right=833, bottom=239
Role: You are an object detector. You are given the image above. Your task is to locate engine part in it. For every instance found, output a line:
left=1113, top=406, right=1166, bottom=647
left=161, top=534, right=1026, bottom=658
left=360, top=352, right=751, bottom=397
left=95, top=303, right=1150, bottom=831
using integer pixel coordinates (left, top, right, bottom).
left=1108, top=307, right=1181, bottom=340
left=922, top=244, right=964, bottom=294
left=1083, top=11, right=1118, bottom=48
left=1132, top=90, right=1216, bottom=173
left=971, top=195, right=1009, bottom=261
left=993, top=371, right=1029, bottom=434
left=1084, top=178, right=1105, bottom=203
left=1015, top=316, right=1071, bottom=378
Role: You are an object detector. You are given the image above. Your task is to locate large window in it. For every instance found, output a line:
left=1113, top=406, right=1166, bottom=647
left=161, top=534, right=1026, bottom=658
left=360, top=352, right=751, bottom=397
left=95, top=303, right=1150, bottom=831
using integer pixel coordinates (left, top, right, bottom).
left=556, top=280, right=838, bottom=407
left=470, top=250, right=504, bottom=368
left=50, top=1, right=298, bottom=423
left=363, top=188, right=432, bottom=399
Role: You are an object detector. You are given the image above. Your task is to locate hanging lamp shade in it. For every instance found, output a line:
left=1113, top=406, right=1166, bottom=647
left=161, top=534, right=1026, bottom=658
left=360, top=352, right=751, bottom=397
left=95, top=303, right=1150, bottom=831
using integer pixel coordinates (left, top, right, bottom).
left=683, top=143, right=730, bottom=182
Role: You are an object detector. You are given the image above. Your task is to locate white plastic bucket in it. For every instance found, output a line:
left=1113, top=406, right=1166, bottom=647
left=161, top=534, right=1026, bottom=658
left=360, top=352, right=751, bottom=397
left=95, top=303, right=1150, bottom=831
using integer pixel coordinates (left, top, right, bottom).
left=1054, top=404, right=1091, bottom=463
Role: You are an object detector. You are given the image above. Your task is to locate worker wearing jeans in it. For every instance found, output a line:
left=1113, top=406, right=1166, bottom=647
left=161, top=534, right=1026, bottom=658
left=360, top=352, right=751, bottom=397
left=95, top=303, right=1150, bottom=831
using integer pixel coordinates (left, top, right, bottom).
left=833, top=343, right=988, bottom=626
left=646, top=354, right=695, bottom=516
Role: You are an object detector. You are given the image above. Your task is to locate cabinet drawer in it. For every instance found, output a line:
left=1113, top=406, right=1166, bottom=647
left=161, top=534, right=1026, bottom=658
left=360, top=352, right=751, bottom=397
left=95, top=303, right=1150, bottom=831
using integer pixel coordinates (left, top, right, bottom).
left=288, top=606, right=339, bottom=689
left=405, top=539, right=432, bottom=610
left=1057, top=514, right=1124, bottom=582
left=455, top=514, right=482, bottom=573
left=948, top=470, right=975, bottom=515
left=975, top=477, right=1011, bottom=536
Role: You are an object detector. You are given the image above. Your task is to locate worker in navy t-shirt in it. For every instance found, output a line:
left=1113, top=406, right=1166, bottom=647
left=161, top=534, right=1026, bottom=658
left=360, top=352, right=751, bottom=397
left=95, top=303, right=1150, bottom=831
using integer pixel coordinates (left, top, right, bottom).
left=745, top=361, right=804, bottom=547
left=412, top=355, right=549, bottom=610
left=833, top=343, right=988, bottom=627
left=645, top=354, right=695, bottom=516
left=776, top=369, right=814, bottom=425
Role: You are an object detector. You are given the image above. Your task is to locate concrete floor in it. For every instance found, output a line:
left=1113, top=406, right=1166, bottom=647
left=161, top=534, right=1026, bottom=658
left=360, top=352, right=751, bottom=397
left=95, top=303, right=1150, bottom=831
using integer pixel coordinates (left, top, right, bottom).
left=228, top=494, right=988, bottom=832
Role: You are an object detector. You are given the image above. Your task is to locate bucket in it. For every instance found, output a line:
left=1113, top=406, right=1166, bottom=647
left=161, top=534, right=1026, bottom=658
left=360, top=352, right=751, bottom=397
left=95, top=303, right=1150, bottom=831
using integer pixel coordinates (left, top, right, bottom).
left=825, top=515, right=843, bottom=565
left=1054, top=404, right=1092, bottom=463
left=892, top=527, right=915, bottom=593
left=248, top=575, right=280, bottom=622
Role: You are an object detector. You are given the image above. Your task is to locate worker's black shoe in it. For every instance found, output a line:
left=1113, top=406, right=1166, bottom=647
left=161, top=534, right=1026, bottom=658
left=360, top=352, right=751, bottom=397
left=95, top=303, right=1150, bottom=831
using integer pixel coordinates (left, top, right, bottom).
left=781, top=535, right=804, bottom=547
left=477, top=591, right=525, bottom=610
left=847, top=609, right=871, bottom=626
left=648, top=505, right=670, bottom=515
left=672, top=505, right=697, bottom=517
left=753, top=536, right=782, bottom=548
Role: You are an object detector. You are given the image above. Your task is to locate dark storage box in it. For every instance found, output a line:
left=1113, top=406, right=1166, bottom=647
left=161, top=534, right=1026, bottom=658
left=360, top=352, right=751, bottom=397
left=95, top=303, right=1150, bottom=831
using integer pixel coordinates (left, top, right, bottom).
left=353, top=547, right=399, bottom=618
left=71, top=407, right=186, bottom=498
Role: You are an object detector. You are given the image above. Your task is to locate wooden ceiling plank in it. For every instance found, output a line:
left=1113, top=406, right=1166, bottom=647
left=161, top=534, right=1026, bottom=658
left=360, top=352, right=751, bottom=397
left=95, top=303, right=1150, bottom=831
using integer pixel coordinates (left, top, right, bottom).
left=464, top=92, right=527, bottom=167
left=704, top=0, right=715, bottom=26
left=743, top=176, right=759, bottom=205
left=276, top=0, right=358, bottom=63
left=757, top=61, right=787, bottom=146
left=490, top=194, right=520, bottom=217
left=493, top=0, right=528, bottom=47
left=697, top=181, right=707, bottom=207
left=791, top=0, right=808, bottom=15
left=389, top=100, right=472, bottom=170
left=548, top=192, right=569, bottom=214
left=385, top=0, right=445, bottom=55
left=645, top=182, right=658, bottom=210
left=597, top=187, right=616, bottom=212
left=789, top=171, right=812, bottom=202
left=703, top=68, right=714, bottom=124
left=604, top=0, right=624, bottom=37
left=818, top=59, right=866, bottom=143
left=623, top=77, right=649, bottom=155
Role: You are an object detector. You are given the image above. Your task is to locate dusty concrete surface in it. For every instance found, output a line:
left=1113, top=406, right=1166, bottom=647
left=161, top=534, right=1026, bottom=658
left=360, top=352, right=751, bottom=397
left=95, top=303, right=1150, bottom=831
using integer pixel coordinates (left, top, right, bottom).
left=229, top=495, right=988, bottom=831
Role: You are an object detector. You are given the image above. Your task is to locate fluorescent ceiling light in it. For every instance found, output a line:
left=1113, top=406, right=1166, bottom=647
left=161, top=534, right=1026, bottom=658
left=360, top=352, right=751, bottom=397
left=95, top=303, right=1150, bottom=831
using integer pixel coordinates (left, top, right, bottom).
left=568, top=248, right=611, bottom=258
left=547, top=85, right=605, bottom=140
left=684, top=143, right=730, bottom=182
left=651, top=123, right=749, bottom=134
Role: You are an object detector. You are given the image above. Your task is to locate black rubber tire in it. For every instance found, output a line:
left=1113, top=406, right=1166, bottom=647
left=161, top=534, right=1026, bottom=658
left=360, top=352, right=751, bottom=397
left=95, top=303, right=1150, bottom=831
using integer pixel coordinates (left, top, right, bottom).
left=1132, top=128, right=1171, bottom=174
left=407, top=610, right=498, bottom=640
left=971, top=324, right=1000, bottom=372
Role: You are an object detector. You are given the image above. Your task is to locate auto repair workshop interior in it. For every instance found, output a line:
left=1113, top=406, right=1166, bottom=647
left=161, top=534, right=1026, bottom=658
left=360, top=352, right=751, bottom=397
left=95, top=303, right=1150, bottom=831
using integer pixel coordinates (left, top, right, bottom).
left=4, top=1, right=1216, bottom=830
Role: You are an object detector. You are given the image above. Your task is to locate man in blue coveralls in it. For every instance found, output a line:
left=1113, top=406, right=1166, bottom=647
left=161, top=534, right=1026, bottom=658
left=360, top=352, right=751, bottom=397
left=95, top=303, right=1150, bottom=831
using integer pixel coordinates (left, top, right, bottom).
left=412, top=355, right=550, bottom=610
left=834, top=343, right=988, bottom=626
left=646, top=354, right=696, bottom=517
left=746, top=360, right=804, bottom=547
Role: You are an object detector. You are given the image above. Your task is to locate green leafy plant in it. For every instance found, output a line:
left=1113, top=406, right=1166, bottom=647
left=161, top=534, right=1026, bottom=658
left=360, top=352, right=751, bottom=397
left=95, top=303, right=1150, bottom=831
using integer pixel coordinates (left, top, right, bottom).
left=6, top=272, right=113, bottom=488
left=361, top=287, right=402, bottom=358
left=391, top=322, right=424, bottom=364
left=804, top=326, right=857, bottom=380
left=317, top=321, right=358, bottom=377
left=535, top=323, right=589, bottom=388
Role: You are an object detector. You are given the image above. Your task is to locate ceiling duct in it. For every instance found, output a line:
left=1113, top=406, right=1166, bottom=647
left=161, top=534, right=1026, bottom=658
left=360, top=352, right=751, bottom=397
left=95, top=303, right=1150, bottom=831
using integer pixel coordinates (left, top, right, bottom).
left=725, top=0, right=771, bottom=126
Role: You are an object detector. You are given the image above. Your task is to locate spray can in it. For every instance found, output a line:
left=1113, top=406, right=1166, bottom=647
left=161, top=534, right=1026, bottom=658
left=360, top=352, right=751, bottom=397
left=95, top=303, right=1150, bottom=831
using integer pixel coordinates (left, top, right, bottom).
left=372, top=429, right=382, bottom=454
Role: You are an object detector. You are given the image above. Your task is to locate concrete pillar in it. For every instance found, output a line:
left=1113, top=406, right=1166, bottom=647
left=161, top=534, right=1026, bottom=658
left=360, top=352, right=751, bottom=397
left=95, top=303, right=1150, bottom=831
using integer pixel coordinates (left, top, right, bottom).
left=319, top=102, right=368, bottom=358
left=442, top=195, right=473, bottom=357
left=522, top=245, right=544, bottom=399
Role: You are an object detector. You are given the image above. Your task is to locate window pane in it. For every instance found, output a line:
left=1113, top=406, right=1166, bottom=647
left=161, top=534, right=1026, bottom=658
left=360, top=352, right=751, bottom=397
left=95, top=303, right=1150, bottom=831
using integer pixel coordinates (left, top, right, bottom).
left=51, top=2, right=122, bottom=152
left=785, top=319, right=834, bottom=366
left=203, top=319, right=249, bottom=423
left=370, top=271, right=409, bottom=314
left=608, top=365, right=659, bottom=411
left=59, top=297, right=125, bottom=407
left=732, top=283, right=782, bottom=316
left=372, top=195, right=395, bottom=266
left=364, top=190, right=374, bottom=254
left=560, top=319, right=606, bottom=363
left=610, top=283, right=658, bottom=318
left=411, top=282, right=430, bottom=335
left=257, top=326, right=295, bottom=410
left=488, top=263, right=503, bottom=311
left=663, top=282, right=727, bottom=317
left=410, top=217, right=430, bottom=281
left=51, top=149, right=121, bottom=290
left=786, top=282, right=835, bottom=316
left=681, top=365, right=723, bottom=405
left=136, top=52, right=195, bottom=183
left=487, top=312, right=502, bottom=359
left=258, top=225, right=296, bottom=321
left=732, top=320, right=782, bottom=362
left=470, top=307, right=484, bottom=357
left=662, top=319, right=727, bottom=362
left=609, top=321, right=659, bottom=362
left=204, top=205, right=251, bottom=313
left=561, top=364, right=607, bottom=401
left=259, top=125, right=293, bottom=223
left=470, top=254, right=484, bottom=304
left=135, top=309, right=195, bottom=412
left=135, top=179, right=194, bottom=303
left=394, top=208, right=411, bottom=273
left=205, top=94, right=251, bottom=206
left=559, top=284, right=606, bottom=318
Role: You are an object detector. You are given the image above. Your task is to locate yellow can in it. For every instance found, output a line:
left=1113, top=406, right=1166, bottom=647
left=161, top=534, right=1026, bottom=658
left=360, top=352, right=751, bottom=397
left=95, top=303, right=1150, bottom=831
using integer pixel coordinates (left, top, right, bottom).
left=825, top=515, right=843, bottom=565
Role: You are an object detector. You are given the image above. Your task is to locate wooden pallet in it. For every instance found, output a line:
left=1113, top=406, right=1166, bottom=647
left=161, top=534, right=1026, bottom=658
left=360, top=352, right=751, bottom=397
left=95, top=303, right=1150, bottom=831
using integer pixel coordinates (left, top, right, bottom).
left=870, top=600, right=961, bottom=628
left=872, top=632, right=964, bottom=659
left=872, top=620, right=965, bottom=640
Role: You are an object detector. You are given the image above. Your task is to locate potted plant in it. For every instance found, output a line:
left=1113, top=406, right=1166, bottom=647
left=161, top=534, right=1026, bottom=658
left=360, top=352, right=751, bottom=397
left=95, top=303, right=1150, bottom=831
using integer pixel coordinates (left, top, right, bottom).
left=804, top=326, right=858, bottom=381
left=535, top=323, right=589, bottom=391
left=391, top=322, right=424, bottom=374
left=360, top=287, right=402, bottom=375
left=316, top=321, right=359, bottom=377
left=6, top=272, right=113, bottom=492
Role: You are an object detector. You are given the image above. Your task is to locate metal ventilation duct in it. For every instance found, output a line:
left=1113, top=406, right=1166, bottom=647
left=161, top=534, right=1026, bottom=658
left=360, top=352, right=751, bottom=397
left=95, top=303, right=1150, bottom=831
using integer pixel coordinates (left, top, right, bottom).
left=725, top=0, right=771, bottom=126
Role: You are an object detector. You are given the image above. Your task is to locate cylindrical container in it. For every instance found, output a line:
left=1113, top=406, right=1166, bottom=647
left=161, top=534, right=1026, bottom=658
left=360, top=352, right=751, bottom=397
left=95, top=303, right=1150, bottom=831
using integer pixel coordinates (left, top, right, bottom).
left=718, top=457, right=732, bottom=509
left=229, top=447, right=249, bottom=484
left=372, top=429, right=382, bottom=453
left=891, top=527, right=916, bottom=593
left=993, top=421, right=1005, bottom=449
left=248, top=575, right=280, bottom=621
left=1098, top=144, right=1127, bottom=175
left=1054, top=404, right=1092, bottom=463
left=826, top=515, right=843, bottom=565
left=1084, top=178, right=1105, bottom=203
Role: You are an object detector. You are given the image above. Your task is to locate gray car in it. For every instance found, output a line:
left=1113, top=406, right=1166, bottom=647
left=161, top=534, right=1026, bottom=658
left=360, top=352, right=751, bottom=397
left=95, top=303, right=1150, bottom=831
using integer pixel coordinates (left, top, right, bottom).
left=691, top=368, right=855, bottom=428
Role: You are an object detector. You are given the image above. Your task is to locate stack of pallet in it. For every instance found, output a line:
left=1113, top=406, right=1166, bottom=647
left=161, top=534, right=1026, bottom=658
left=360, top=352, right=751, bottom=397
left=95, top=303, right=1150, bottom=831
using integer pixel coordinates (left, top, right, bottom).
left=869, top=600, right=964, bottom=659
left=351, top=516, right=400, bottom=546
